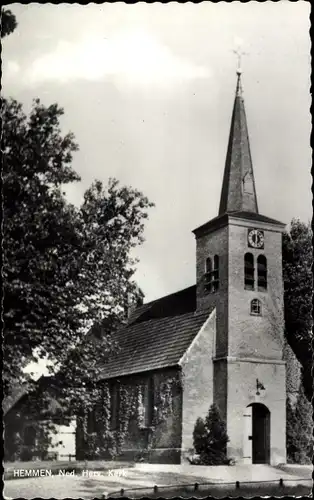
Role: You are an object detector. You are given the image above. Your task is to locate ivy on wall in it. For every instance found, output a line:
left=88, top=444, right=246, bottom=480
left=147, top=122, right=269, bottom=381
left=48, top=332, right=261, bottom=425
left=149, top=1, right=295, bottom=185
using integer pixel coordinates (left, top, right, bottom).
left=137, top=384, right=146, bottom=429
left=154, top=379, right=174, bottom=425
left=116, top=383, right=138, bottom=453
left=80, top=383, right=116, bottom=459
left=80, top=374, right=182, bottom=460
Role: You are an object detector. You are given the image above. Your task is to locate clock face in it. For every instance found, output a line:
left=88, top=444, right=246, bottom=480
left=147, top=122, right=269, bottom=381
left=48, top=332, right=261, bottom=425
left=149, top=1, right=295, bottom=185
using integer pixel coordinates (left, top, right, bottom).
left=248, top=229, right=264, bottom=249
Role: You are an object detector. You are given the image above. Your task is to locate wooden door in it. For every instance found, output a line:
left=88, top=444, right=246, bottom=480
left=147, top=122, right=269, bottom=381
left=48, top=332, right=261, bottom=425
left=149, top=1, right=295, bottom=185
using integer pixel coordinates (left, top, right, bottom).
left=243, top=406, right=252, bottom=463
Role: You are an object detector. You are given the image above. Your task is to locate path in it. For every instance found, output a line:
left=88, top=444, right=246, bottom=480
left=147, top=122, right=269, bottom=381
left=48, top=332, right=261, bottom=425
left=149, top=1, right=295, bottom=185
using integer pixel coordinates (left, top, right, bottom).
left=4, top=464, right=312, bottom=499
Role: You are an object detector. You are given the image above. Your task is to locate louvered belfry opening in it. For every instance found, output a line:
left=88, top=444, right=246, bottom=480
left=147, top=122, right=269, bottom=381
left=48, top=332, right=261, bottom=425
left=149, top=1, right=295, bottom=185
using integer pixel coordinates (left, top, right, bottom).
left=204, top=255, right=220, bottom=293
left=244, top=252, right=255, bottom=290
left=257, top=255, right=267, bottom=291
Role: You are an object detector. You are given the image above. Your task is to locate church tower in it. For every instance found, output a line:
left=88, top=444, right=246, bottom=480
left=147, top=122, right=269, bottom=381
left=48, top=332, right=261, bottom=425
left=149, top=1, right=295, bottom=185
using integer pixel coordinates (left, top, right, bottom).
left=193, top=68, right=287, bottom=464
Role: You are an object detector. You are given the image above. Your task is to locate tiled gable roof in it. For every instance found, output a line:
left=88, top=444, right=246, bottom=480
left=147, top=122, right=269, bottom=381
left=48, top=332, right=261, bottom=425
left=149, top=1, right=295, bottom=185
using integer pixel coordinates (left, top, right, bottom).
left=99, top=289, right=212, bottom=380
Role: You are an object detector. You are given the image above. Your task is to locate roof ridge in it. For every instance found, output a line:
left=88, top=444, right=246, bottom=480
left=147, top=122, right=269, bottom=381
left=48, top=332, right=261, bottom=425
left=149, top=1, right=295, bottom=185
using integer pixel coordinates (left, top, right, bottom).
left=127, top=284, right=197, bottom=325
left=125, top=308, right=204, bottom=331
left=139, top=284, right=196, bottom=308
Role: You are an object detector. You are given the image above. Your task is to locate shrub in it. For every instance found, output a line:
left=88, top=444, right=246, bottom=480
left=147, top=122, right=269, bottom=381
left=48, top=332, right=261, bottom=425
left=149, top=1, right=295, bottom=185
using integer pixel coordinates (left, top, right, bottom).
left=187, top=453, right=201, bottom=465
left=134, top=449, right=149, bottom=462
left=193, top=417, right=207, bottom=456
left=193, top=404, right=229, bottom=465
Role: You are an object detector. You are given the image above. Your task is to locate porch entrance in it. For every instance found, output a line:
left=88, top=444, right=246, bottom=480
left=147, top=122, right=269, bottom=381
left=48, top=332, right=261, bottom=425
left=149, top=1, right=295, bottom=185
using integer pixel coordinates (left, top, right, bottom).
left=250, top=403, right=270, bottom=464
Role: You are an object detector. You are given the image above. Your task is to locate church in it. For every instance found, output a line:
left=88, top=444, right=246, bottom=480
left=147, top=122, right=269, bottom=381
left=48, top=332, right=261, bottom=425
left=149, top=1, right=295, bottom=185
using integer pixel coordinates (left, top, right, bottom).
left=75, top=68, right=289, bottom=466
left=5, top=68, right=299, bottom=466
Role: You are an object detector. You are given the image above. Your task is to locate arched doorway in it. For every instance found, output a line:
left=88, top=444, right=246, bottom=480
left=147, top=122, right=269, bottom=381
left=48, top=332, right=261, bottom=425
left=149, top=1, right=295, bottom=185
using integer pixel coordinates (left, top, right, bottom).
left=248, top=403, right=270, bottom=464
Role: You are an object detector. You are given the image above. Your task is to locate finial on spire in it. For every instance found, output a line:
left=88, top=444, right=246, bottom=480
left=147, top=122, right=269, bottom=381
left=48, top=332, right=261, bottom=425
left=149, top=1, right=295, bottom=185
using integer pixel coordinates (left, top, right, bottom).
left=233, top=48, right=244, bottom=75
left=233, top=46, right=247, bottom=96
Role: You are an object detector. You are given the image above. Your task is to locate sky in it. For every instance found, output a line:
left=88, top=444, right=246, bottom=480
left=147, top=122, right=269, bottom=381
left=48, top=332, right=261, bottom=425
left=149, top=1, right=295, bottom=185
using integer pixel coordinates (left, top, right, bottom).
left=3, top=2, right=311, bottom=311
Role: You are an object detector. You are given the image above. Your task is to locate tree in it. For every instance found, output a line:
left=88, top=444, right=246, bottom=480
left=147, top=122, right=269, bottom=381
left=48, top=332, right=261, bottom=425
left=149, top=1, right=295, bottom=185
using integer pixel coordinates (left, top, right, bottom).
left=286, top=385, right=313, bottom=464
left=293, top=384, right=313, bottom=464
left=1, top=8, right=17, bottom=38
left=3, top=97, right=153, bottom=414
left=282, top=219, right=313, bottom=402
left=193, top=404, right=229, bottom=465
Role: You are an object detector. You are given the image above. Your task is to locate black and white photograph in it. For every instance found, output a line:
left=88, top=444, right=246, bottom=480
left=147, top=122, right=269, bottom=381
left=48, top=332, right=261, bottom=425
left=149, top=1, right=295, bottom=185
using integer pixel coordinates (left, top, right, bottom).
left=2, top=2, right=312, bottom=498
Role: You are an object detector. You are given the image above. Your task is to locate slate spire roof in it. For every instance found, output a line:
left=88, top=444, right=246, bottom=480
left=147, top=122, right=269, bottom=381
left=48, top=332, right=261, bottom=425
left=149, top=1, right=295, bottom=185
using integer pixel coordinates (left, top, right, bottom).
left=218, top=70, right=259, bottom=216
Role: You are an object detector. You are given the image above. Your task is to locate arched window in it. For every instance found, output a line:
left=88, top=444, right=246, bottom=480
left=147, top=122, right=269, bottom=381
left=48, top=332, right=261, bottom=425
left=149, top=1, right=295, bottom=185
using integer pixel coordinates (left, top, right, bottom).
left=24, top=426, right=36, bottom=447
left=110, top=382, right=120, bottom=430
left=251, top=299, right=262, bottom=316
left=204, top=257, right=212, bottom=292
left=213, top=255, right=220, bottom=292
left=244, top=253, right=255, bottom=290
left=87, top=408, right=97, bottom=434
left=205, top=257, right=212, bottom=274
left=257, top=255, right=267, bottom=291
left=139, top=377, right=154, bottom=428
left=204, top=256, right=219, bottom=293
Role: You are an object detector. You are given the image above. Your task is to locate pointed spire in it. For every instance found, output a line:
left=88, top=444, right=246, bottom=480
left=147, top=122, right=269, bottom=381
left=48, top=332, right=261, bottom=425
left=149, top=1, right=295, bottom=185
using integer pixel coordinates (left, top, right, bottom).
left=218, top=70, right=258, bottom=216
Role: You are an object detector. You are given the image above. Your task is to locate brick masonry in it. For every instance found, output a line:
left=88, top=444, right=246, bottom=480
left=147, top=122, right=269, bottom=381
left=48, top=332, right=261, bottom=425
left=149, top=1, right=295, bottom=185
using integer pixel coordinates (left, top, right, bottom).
left=228, top=220, right=285, bottom=359
left=194, top=216, right=287, bottom=465
left=195, top=225, right=229, bottom=357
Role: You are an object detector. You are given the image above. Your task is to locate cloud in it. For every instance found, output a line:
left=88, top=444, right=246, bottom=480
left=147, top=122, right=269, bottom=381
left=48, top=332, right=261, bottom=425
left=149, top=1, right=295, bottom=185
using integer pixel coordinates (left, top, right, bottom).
left=24, top=31, right=210, bottom=87
left=2, top=61, right=23, bottom=91
left=3, top=60, right=20, bottom=82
